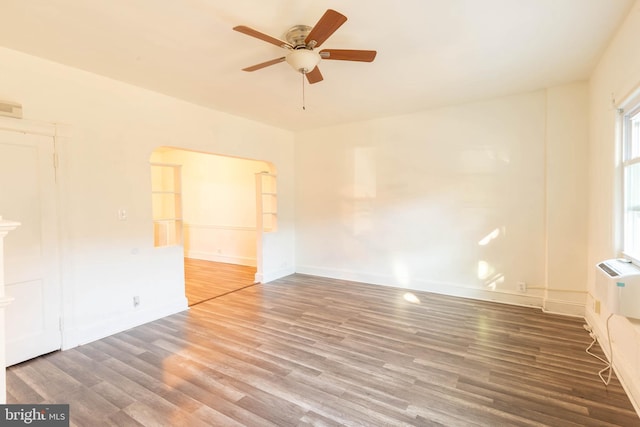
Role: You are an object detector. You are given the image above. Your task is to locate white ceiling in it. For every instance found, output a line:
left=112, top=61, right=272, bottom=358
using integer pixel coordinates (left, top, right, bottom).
left=0, top=0, right=634, bottom=131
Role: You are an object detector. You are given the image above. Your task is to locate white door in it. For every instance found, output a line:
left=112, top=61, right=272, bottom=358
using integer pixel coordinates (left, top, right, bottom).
left=0, top=129, right=61, bottom=366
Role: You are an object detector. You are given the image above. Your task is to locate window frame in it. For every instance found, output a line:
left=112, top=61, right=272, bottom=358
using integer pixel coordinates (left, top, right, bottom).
left=621, top=103, right=640, bottom=265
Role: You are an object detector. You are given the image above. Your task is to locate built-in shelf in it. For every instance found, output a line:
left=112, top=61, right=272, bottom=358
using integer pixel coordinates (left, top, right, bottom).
left=256, top=172, right=277, bottom=232
left=151, top=163, right=183, bottom=247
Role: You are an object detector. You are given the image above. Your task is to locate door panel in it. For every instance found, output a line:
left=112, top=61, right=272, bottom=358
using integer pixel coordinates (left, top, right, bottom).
left=0, top=130, right=61, bottom=366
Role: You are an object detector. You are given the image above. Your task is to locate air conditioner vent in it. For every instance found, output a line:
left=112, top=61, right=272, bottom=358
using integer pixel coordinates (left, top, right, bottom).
left=598, top=262, right=619, bottom=277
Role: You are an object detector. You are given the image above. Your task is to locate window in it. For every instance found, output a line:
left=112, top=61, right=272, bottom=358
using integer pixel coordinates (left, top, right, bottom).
left=622, top=104, right=640, bottom=262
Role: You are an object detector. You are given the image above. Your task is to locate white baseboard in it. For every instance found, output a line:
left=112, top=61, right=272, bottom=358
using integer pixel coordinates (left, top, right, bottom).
left=256, top=267, right=295, bottom=284
left=186, top=250, right=256, bottom=267
left=295, top=265, right=545, bottom=309
left=542, top=298, right=585, bottom=317
left=61, top=297, right=188, bottom=349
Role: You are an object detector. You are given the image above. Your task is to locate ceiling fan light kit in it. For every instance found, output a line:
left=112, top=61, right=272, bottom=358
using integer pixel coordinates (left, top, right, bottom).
left=285, top=49, right=320, bottom=74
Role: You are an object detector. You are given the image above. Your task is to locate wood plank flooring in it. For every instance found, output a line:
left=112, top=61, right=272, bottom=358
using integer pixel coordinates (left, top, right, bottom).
left=7, top=274, right=640, bottom=426
left=184, top=258, right=256, bottom=306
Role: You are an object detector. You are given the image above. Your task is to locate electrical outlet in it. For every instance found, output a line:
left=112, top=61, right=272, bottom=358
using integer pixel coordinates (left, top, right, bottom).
left=517, top=282, right=527, bottom=292
left=133, top=296, right=140, bottom=308
left=583, top=324, right=597, bottom=339
left=594, top=299, right=601, bottom=314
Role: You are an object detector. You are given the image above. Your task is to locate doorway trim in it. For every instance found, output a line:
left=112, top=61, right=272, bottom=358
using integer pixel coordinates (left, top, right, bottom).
left=0, top=115, right=71, bottom=354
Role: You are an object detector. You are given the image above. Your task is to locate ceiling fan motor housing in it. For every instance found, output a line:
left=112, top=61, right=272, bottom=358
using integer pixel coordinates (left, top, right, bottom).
left=284, top=25, right=313, bottom=48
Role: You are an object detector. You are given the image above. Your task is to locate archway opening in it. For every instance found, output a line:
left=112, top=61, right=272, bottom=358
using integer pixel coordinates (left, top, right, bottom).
left=150, top=147, right=274, bottom=305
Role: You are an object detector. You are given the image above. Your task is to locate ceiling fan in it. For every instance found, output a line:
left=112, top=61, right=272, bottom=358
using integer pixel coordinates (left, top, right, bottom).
left=233, top=9, right=377, bottom=84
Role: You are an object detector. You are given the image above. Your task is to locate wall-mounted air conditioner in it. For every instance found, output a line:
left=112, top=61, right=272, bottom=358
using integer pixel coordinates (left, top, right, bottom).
left=595, top=259, right=640, bottom=319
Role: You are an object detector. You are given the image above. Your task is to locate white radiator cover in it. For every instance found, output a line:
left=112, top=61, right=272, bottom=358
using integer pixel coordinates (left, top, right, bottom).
left=596, top=259, right=640, bottom=319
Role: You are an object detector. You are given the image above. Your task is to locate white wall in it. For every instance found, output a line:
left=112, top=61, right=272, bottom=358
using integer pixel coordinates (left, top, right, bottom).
left=545, top=83, right=589, bottom=314
left=0, top=47, right=295, bottom=348
left=586, top=1, right=640, bottom=413
left=295, top=85, right=588, bottom=312
left=152, top=148, right=270, bottom=266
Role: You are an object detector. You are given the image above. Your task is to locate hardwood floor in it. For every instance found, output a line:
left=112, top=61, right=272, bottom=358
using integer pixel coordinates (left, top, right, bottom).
left=7, top=274, right=640, bottom=426
left=184, top=258, right=256, bottom=306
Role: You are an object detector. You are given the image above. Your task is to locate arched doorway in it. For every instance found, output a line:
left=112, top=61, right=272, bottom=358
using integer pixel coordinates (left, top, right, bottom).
left=149, top=147, right=273, bottom=305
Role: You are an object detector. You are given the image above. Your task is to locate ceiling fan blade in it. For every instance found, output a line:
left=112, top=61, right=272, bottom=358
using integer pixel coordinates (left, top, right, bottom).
left=233, top=25, right=293, bottom=49
left=319, top=49, right=377, bottom=62
left=242, top=57, right=286, bottom=72
left=306, top=66, right=323, bottom=84
left=304, top=9, right=347, bottom=48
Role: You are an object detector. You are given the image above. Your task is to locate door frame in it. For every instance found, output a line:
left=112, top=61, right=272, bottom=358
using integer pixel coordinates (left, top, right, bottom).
left=0, top=116, right=72, bottom=357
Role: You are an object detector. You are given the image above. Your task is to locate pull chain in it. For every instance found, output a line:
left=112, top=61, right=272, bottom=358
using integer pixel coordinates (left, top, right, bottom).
left=302, top=72, right=306, bottom=111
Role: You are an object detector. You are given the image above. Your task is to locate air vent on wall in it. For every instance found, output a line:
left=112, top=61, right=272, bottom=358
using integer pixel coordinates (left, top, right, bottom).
left=0, top=101, right=22, bottom=119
